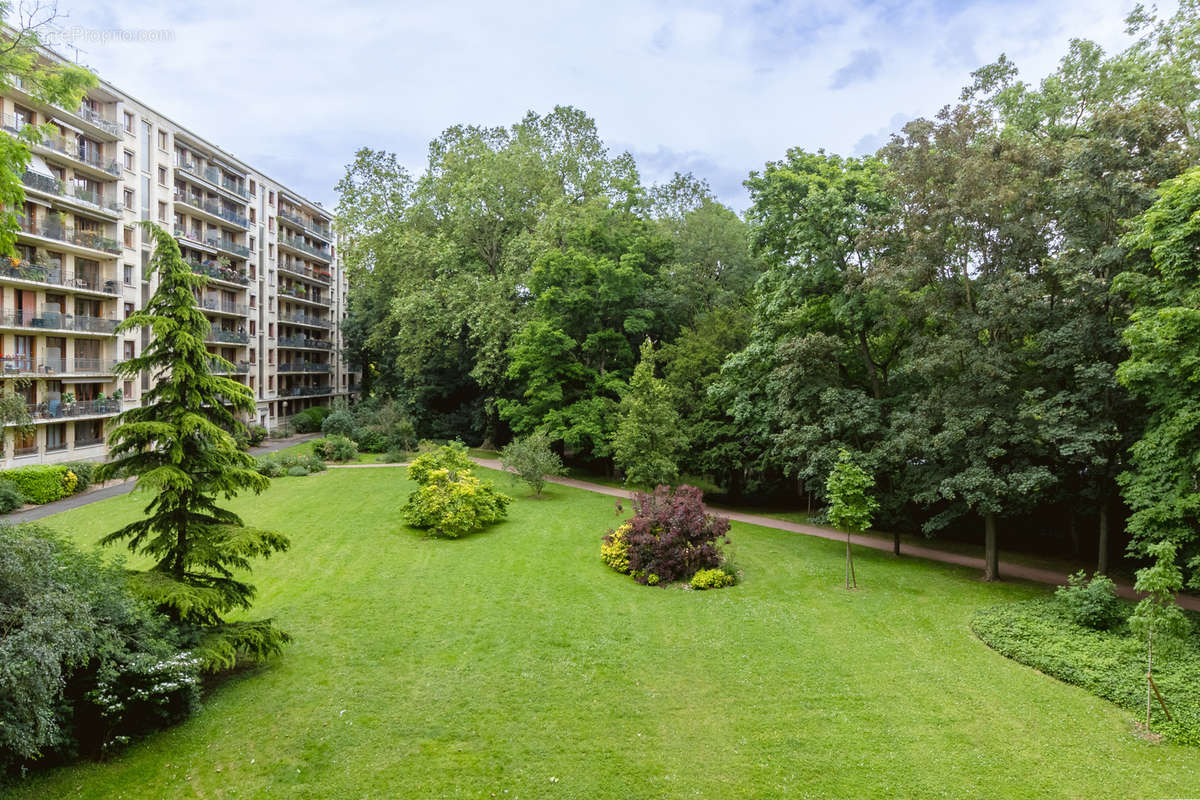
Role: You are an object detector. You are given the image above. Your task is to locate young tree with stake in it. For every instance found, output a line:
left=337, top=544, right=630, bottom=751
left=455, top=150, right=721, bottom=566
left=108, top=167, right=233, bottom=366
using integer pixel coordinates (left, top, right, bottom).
left=1128, top=540, right=1190, bottom=730
left=826, top=449, right=879, bottom=590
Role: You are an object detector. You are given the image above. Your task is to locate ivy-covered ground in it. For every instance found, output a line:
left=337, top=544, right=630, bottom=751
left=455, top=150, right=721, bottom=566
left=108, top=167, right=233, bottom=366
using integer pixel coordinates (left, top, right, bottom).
left=9, top=467, right=1200, bottom=799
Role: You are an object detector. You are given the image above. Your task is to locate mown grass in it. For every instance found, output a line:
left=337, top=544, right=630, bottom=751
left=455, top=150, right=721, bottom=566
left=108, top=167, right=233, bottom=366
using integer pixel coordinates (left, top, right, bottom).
left=7, top=466, right=1200, bottom=799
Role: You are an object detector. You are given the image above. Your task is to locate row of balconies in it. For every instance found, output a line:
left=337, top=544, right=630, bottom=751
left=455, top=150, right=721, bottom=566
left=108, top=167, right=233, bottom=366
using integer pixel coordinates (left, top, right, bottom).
left=185, top=257, right=250, bottom=286
left=281, top=385, right=334, bottom=398
left=176, top=160, right=250, bottom=200
left=278, top=207, right=332, bottom=240
left=278, top=259, right=331, bottom=284
left=1, top=356, right=117, bottom=376
left=173, top=227, right=251, bottom=259
left=207, top=326, right=249, bottom=344
left=278, top=285, right=327, bottom=304
left=173, top=188, right=249, bottom=228
left=279, top=234, right=331, bottom=262
left=278, top=335, right=331, bottom=350
left=198, top=297, right=249, bottom=316
left=27, top=397, right=122, bottom=420
left=277, top=361, right=331, bottom=373
left=278, top=310, right=331, bottom=329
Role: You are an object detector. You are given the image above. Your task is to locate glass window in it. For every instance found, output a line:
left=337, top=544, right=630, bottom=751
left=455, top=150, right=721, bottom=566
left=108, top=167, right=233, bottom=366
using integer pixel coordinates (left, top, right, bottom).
left=141, top=122, right=152, bottom=171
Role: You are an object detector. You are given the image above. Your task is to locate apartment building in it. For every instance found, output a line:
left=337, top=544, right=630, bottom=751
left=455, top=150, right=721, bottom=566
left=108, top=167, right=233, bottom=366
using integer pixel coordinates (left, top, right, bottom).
left=0, top=53, right=359, bottom=465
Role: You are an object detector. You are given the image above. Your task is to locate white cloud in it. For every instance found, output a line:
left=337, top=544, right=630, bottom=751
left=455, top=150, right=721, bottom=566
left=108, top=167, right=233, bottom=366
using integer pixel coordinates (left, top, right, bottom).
left=51, top=0, right=1160, bottom=211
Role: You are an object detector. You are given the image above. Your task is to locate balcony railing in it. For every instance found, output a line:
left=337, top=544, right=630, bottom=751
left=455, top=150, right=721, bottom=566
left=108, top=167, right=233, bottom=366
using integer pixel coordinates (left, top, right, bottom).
left=281, top=385, right=332, bottom=397
left=278, top=335, right=331, bottom=349
left=0, top=309, right=119, bottom=334
left=27, top=398, right=121, bottom=420
left=74, top=105, right=122, bottom=137
left=19, top=219, right=120, bottom=254
left=279, top=311, right=331, bottom=329
left=174, top=189, right=249, bottom=228
left=208, top=236, right=250, bottom=258
left=348, top=384, right=362, bottom=393
left=207, top=326, right=249, bottom=344
left=278, top=260, right=331, bottom=284
left=197, top=297, right=249, bottom=316
left=278, top=208, right=333, bottom=240
left=185, top=257, right=250, bottom=286
left=208, top=358, right=251, bottom=374
left=1, top=356, right=118, bottom=375
left=221, top=175, right=250, bottom=199
left=178, top=161, right=250, bottom=200
left=278, top=361, right=331, bottom=373
left=0, top=258, right=118, bottom=294
left=279, top=285, right=326, bottom=304
left=280, top=234, right=331, bottom=262
left=31, top=130, right=120, bottom=177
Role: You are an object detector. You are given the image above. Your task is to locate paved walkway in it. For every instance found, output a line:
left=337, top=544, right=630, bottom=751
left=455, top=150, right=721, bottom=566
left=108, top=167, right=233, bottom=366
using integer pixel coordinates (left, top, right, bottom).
left=331, top=457, right=1200, bottom=610
left=4, top=434, right=320, bottom=524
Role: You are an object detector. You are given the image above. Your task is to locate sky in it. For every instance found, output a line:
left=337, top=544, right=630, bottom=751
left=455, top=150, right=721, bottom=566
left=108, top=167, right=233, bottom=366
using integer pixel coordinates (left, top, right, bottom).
left=44, top=0, right=1160, bottom=211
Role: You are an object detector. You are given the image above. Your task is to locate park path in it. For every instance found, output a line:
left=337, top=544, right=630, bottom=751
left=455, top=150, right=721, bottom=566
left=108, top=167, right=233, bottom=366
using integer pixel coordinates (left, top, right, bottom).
left=3, top=434, right=321, bottom=524
left=331, top=457, right=1200, bottom=611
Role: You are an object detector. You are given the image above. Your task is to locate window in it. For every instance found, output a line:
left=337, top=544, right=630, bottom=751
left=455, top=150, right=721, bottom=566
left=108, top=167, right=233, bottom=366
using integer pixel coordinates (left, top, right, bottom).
left=268, top=244, right=273, bottom=259
left=249, top=294, right=256, bottom=308
left=123, top=380, right=133, bottom=397
left=268, top=217, right=274, bottom=233
left=123, top=266, right=134, bottom=286
left=122, top=150, right=134, bottom=171
left=123, top=111, right=134, bottom=132
left=46, top=423, right=66, bottom=451
left=158, top=166, right=167, bottom=185
left=141, top=122, right=151, bottom=171
left=250, top=179, right=256, bottom=196
left=124, top=301, right=134, bottom=318
left=124, top=341, right=135, bottom=360
left=158, top=130, right=168, bottom=150
left=123, top=226, right=134, bottom=248
left=249, top=208, right=256, bottom=224
left=249, top=236, right=255, bottom=250
left=141, top=176, right=150, bottom=220
left=249, top=320, right=255, bottom=335
left=268, top=323, right=274, bottom=339
left=268, top=349, right=274, bottom=365
left=268, top=190, right=274, bottom=206
left=268, top=375, right=274, bottom=391
left=157, top=201, right=167, bottom=222
left=13, top=105, right=34, bottom=127
left=249, top=348, right=256, bottom=363
left=123, top=188, right=134, bottom=210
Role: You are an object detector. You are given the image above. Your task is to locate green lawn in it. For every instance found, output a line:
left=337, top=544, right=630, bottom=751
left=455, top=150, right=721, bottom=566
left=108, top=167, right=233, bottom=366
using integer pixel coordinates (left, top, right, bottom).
left=8, top=467, right=1200, bottom=799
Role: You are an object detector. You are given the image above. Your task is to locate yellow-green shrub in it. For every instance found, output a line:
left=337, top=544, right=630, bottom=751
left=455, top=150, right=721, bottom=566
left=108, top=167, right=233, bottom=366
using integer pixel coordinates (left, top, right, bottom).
left=401, top=467, right=510, bottom=538
left=601, top=523, right=632, bottom=573
left=0, top=465, right=75, bottom=504
left=690, top=568, right=734, bottom=590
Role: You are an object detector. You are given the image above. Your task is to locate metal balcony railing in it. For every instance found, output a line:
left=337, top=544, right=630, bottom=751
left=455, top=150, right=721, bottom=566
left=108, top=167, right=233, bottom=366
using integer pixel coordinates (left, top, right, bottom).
left=19, top=219, right=120, bottom=254
left=277, top=361, right=331, bottom=373
left=207, top=326, right=249, bottom=344
left=279, top=285, right=326, bottom=304
left=0, top=309, right=119, bottom=333
left=278, top=311, right=331, bottom=329
left=208, top=358, right=251, bottom=374
left=280, top=234, right=331, bottom=262
left=278, top=335, right=332, bottom=349
left=0, top=258, right=118, bottom=294
left=197, top=297, right=249, bottom=316
left=185, top=257, right=250, bottom=286
left=281, top=385, right=333, bottom=397
left=27, top=398, right=121, bottom=420
left=0, top=356, right=118, bottom=375
left=278, top=260, right=331, bottom=284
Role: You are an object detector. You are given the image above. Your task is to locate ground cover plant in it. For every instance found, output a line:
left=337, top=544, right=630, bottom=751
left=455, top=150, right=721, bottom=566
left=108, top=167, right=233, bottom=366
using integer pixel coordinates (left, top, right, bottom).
left=6, top=467, right=1200, bottom=798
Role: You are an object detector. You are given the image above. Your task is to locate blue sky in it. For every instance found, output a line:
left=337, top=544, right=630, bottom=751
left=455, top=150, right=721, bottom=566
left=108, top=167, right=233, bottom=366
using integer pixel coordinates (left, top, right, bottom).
left=51, top=0, right=1157, bottom=211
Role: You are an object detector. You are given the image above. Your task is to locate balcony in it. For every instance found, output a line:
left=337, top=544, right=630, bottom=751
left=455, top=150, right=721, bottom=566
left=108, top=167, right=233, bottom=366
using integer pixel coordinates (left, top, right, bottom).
left=279, top=234, right=331, bottom=262
left=279, top=285, right=327, bottom=305
left=23, top=169, right=122, bottom=215
left=279, top=208, right=333, bottom=241
left=278, top=335, right=332, bottom=350
left=278, top=260, right=331, bottom=284
left=177, top=160, right=250, bottom=201
left=0, top=309, right=120, bottom=334
left=185, top=257, right=250, bottom=286
left=19, top=219, right=120, bottom=255
left=281, top=385, right=333, bottom=397
left=174, top=226, right=215, bottom=252
left=73, top=105, right=122, bottom=138
left=279, top=311, right=331, bottom=329
left=197, top=297, right=249, bottom=316
left=32, top=130, right=120, bottom=177
left=278, top=361, right=332, bottom=373
left=207, top=326, right=249, bottom=344
left=208, top=358, right=251, bottom=374
left=208, top=236, right=251, bottom=259
left=1, top=356, right=118, bottom=376
left=26, top=397, right=121, bottom=421
left=174, top=189, right=249, bottom=228
left=0, top=257, right=118, bottom=296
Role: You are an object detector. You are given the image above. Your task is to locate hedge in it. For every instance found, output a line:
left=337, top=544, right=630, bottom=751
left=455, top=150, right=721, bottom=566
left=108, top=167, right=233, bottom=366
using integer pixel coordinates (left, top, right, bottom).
left=0, top=465, right=76, bottom=504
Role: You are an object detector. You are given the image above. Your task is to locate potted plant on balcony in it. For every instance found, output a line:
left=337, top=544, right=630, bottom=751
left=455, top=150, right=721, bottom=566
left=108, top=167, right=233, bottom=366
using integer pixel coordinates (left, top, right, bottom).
left=60, top=391, right=74, bottom=416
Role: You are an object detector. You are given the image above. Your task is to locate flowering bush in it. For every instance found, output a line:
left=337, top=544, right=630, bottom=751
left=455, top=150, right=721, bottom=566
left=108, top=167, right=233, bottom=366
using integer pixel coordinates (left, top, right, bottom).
left=602, top=485, right=732, bottom=586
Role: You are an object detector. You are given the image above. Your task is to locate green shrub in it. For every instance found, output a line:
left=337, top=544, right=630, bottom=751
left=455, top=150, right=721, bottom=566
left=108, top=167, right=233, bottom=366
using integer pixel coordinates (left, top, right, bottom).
left=313, top=435, right=358, bottom=462
left=690, top=568, right=735, bottom=590
left=255, top=458, right=285, bottom=478
left=247, top=425, right=268, bottom=446
left=321, top=409, right=358, bottom=438
left=1055, top=571, right=1124, bottom=630
left=291, top=406, right=330, bottom=433
left=0, top=479, right=23, bottom=513
left=354, top=428, right=388, bottom=453
left=401, top=448, right=510, bottom=538
left=0, top=524, right=198, bottom=774
left=382, top=449, right=409, bottom=464
left=972, top=599, right=1200, bottom=744
left=286, top=465, right=310, bottom=477
left=500, top=432, right=565, bottom=496
left=62, top=461, right=98, bottom=493
left=0, top=465, right=74, bottom=504
left=300, top=454, right=327, bottom=473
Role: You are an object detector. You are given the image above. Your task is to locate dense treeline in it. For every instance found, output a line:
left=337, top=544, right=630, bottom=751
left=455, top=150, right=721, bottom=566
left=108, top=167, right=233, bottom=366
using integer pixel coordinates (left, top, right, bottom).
left=340, top=3, right=1200, bottom=580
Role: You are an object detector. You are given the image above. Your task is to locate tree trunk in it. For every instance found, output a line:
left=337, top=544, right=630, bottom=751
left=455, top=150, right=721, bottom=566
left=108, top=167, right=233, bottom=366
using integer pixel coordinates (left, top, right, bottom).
left=1097, top=504, right=1109, bottom=575
left=983, top=513, right=998, bottom=582
left=1147, top=632, right=1154, bottom=728
left=1067, top=513, right=1080, bottom=558
left=893, top=530, right=900, bottom=557
left=845, top=532, right=856, bottom=590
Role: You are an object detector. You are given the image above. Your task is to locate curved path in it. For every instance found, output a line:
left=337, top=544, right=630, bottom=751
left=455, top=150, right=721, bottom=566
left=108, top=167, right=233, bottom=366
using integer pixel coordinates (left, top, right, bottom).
left=332, top=457, right=1200, bottom=611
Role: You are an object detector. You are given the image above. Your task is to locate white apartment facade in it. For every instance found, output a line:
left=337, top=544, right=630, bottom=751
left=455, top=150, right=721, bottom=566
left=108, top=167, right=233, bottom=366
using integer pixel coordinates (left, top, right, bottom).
left=0, top=51, right=359, bottom=465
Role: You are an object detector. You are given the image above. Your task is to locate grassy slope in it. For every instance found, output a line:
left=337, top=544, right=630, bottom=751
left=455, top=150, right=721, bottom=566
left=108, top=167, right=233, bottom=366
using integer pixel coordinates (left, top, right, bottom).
left=7, top=467, right=1200, bottom=799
